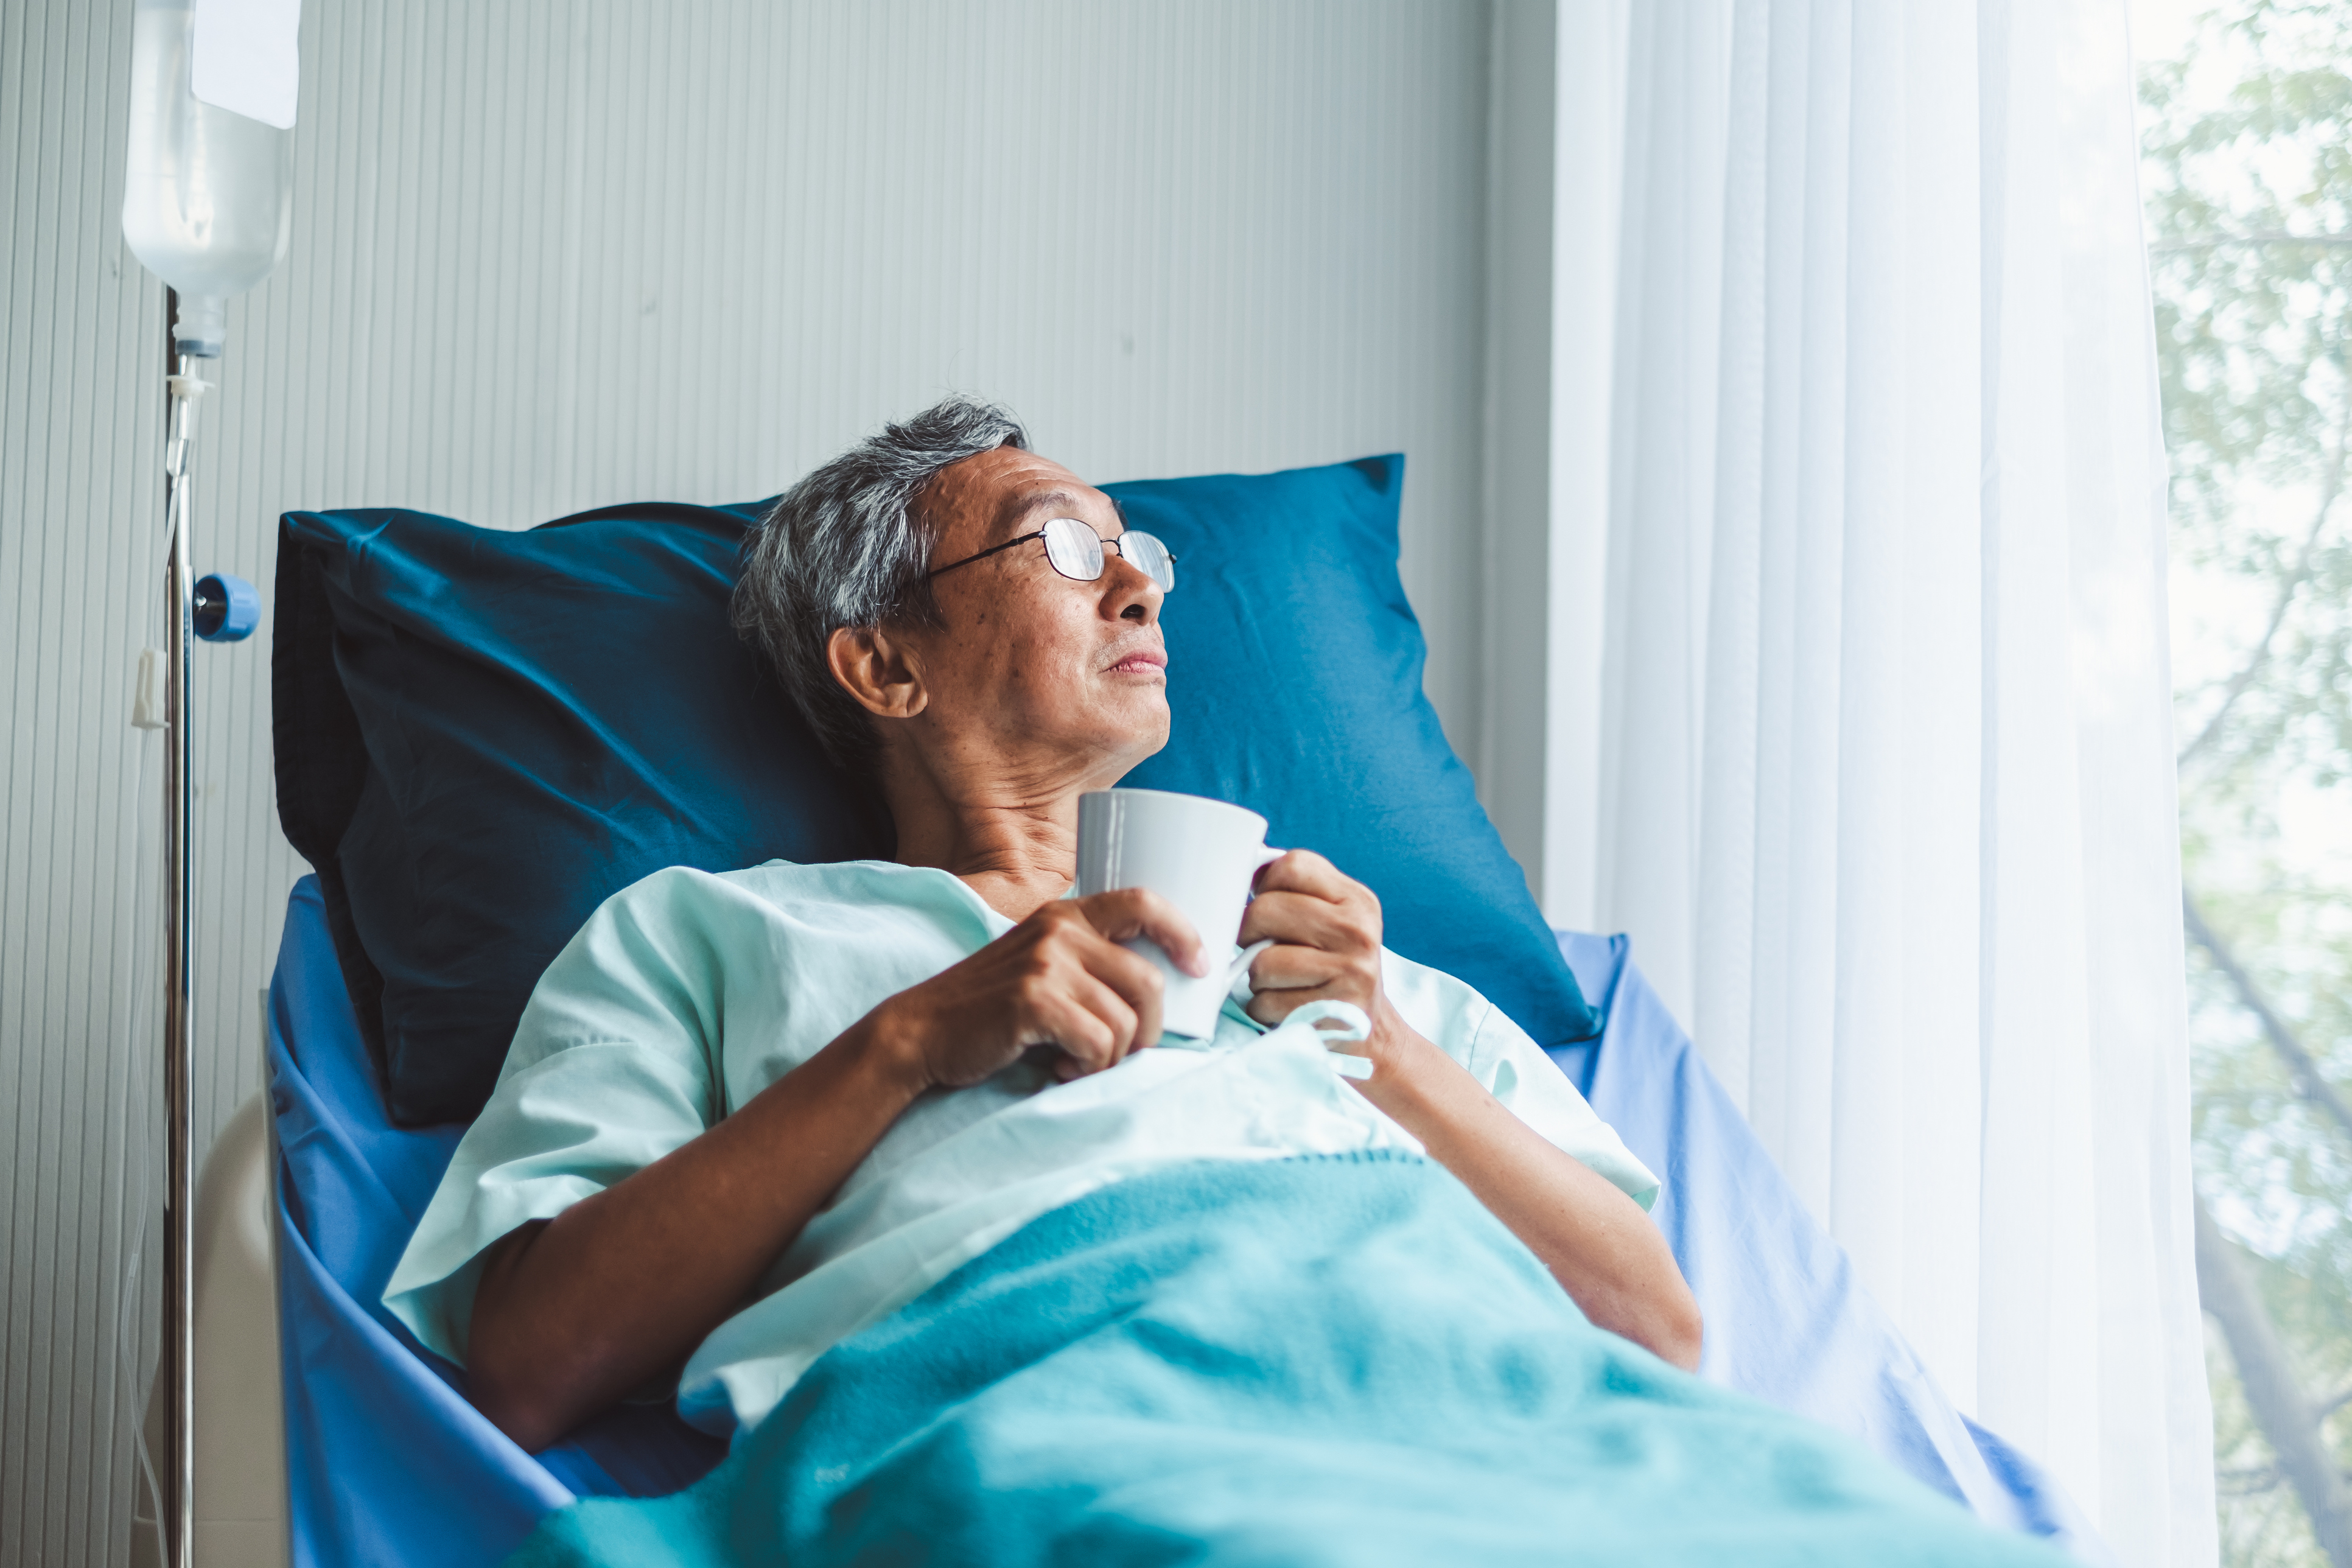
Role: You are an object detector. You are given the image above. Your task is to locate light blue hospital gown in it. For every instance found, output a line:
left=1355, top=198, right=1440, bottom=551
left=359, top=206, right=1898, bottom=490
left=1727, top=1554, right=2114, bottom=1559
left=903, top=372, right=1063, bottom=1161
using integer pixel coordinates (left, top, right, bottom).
left=384, top=859, right=1659, bottom=1440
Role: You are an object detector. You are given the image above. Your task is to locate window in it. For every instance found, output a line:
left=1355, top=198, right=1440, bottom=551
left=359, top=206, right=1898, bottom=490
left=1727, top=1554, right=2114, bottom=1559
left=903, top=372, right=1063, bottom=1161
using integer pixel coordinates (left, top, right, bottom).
left=2142, top=4, right=2352, bottom=1560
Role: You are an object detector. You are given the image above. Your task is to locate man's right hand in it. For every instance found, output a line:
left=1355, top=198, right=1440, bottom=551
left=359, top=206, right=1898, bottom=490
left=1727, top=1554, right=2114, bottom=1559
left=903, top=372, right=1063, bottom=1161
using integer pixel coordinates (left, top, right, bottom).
left=472, top=887, right=1203, bottom=1451
left=873, top=890, right=1207, bottom=1088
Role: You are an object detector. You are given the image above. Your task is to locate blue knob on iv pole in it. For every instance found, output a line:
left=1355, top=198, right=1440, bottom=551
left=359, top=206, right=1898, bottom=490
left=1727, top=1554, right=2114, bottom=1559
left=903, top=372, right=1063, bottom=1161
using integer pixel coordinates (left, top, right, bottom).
left=192, top=573, right=258, bottom=642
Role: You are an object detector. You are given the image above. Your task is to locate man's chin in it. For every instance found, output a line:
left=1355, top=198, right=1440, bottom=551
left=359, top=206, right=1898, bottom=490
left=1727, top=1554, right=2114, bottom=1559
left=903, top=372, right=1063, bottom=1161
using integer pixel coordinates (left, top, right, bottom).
left=1101, top=702, right=1172, bottom=773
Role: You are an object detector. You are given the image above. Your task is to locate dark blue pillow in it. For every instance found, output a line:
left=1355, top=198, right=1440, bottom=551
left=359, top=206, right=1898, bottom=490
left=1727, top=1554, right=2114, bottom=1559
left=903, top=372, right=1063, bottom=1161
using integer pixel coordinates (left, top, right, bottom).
left=275, top=462, right=1595, bottom=1127
left=274, top=503, right=891, bottom=1125
left=1109, top=457, right=1598, bottom=1053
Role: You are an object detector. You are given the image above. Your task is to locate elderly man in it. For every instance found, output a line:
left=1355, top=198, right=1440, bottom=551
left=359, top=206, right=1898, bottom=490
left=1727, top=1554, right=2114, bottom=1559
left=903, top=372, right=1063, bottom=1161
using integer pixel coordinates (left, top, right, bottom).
left=382, top=404, right=2086, bottom=1568
left=386, top=397, right=1696, bottom=1460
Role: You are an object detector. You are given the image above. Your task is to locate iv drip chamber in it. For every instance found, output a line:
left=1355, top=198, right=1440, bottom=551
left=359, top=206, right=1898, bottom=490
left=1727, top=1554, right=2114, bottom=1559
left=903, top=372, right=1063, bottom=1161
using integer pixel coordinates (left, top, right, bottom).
left=122, top=0, right=293, bottom=357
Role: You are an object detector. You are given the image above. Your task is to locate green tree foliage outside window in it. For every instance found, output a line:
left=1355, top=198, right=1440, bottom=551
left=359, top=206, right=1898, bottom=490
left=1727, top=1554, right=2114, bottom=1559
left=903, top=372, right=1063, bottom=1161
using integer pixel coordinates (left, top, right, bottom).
left=2143, top=2, right=2352, bottom=1561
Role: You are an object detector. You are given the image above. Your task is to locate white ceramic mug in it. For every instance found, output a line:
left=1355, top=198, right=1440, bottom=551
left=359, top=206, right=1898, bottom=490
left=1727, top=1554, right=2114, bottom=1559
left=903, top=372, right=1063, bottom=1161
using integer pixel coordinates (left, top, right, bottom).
left=1077, top=788, right=1283, bottom=1040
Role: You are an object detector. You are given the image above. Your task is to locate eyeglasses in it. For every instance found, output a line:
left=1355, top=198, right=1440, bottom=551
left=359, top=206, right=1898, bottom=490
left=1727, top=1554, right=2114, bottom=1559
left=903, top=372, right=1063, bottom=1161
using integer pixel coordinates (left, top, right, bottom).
left=925, top=515, right=1177, bottom=595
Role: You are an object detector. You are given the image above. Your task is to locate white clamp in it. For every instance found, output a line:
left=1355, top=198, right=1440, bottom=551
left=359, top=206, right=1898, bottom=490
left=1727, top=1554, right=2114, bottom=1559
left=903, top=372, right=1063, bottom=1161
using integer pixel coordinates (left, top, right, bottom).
left=163, top=374, right=213, bottom=479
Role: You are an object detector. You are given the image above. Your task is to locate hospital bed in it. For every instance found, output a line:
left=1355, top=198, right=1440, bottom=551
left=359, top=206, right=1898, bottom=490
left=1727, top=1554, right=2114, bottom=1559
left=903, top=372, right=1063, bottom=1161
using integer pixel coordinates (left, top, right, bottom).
left=175, top=466, right=2111, bottom=1565
left=173, top=887, right=2105, bottom=1566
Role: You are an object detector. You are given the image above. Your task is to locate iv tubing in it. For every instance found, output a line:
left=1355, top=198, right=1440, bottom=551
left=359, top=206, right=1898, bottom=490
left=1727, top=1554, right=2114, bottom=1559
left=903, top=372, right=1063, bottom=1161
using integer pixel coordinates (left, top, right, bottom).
left=113, top=689, right=164, bottom=1564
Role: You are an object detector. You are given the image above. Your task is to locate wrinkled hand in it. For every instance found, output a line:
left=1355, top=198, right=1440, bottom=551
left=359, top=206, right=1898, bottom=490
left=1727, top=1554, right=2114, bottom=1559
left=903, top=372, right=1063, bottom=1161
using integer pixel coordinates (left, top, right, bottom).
left=877, top=891, right=1206, bottom=1088
left=1237, top=851, right=1401, bottom=1060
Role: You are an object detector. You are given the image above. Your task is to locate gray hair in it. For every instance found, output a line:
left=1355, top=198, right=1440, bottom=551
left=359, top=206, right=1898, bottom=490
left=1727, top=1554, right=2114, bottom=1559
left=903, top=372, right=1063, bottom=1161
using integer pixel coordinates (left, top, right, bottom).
left=732, top=396, right=1029, bottom=771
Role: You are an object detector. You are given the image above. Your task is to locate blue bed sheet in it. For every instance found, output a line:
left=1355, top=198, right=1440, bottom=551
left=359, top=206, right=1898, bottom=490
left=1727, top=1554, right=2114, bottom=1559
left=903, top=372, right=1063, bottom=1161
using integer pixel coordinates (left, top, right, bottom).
left=515, top=1155, right=2074, bottom=1568
left=1548, top=935, right=2107, bottom=1563
left=267, top=877, right=2107, bottom=1566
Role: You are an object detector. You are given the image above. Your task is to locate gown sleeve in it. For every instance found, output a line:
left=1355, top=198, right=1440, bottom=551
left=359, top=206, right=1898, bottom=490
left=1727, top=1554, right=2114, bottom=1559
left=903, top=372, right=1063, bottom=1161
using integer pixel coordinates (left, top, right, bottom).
left=382, top=869, right=728, bottom=1365
left=1378, top=949, right=1661, bottom=1210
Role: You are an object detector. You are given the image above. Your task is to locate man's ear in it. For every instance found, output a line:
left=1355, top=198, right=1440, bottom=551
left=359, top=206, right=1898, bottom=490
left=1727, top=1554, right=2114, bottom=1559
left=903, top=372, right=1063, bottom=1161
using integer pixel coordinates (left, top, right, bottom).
left=827, top=625, right=929, bottom=721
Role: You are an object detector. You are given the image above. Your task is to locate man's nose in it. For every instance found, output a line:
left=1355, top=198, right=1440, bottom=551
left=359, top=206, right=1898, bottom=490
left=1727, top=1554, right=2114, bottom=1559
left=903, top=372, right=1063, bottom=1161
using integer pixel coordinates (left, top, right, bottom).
left=1105, top=556, right=1161, bottom=623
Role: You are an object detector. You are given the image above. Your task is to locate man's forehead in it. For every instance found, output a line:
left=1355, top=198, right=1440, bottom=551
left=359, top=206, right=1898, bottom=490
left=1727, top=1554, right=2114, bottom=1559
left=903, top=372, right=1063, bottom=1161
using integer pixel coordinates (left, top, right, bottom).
left=926, top=447, right=1113, bottom=541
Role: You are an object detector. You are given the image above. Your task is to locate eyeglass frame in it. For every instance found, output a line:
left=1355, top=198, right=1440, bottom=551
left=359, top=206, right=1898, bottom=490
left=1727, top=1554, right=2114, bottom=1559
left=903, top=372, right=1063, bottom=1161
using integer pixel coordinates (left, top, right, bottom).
left=923, top=514, right=1177, bottom=592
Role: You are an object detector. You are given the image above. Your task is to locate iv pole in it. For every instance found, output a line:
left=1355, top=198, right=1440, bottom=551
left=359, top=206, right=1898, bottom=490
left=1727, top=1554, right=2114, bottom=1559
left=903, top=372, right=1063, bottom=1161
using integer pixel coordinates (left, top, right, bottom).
left=152, top=292, right=255, bottom=1568
left=161, top=309, right=206, bottom=1568
left=122, top=6, right=287, bottom=1557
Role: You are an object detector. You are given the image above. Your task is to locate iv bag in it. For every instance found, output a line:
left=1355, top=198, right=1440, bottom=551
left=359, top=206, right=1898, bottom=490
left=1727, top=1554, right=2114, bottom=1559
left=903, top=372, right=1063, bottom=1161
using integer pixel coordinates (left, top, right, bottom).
left=122, top=0, right=293, bottom=357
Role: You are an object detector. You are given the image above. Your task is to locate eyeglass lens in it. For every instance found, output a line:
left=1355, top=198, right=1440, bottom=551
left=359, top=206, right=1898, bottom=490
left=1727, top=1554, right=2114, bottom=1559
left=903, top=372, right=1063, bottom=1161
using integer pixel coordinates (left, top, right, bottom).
left=1041, top=516, right=1175, bottom=593
left=1121, top=530, right=1175, bottom=593
left=1041, top=516, right=1106, bottom=581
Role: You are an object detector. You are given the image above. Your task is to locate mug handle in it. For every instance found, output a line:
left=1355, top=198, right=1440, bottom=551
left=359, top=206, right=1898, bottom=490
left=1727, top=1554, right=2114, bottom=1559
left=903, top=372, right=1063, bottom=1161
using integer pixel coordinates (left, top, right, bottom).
left=1223, top=845, right=1290, bottom=993
left=1222, top=937, right=1276, bottom=994
left=1223, top=846, right=1298, bottom=992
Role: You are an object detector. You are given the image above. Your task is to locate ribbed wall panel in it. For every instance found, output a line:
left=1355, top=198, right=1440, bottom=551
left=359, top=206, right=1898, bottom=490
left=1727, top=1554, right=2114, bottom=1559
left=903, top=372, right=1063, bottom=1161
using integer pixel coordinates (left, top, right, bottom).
left=1, top=4, right=1502, bottom=1561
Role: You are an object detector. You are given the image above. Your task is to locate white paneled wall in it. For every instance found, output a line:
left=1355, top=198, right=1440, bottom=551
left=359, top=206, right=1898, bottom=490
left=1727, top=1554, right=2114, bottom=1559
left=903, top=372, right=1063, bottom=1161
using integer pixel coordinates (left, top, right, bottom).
left=1, top=2, right=1545, bottom=1561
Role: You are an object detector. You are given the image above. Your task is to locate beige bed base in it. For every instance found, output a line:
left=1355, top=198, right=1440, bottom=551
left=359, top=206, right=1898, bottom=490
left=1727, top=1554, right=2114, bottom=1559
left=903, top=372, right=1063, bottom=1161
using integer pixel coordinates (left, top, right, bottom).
left=131, top=1091, right=288, bottom=1567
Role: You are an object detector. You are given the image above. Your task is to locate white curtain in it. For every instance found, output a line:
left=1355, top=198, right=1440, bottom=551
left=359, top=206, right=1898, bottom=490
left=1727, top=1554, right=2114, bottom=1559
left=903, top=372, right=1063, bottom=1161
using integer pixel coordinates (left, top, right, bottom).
left=1550, top=1, right=2214, bottom=1563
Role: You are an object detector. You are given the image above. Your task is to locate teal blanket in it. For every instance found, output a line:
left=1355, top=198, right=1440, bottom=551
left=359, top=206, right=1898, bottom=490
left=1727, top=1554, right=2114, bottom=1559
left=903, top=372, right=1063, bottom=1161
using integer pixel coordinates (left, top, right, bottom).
left=511, top=1153, right=2068, bottom=1567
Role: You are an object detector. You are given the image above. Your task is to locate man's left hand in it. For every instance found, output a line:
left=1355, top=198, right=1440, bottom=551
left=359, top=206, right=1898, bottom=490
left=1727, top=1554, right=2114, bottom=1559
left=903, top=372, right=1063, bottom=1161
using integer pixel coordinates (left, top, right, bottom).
left=1237, top=850, right=1404, bottom=1062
